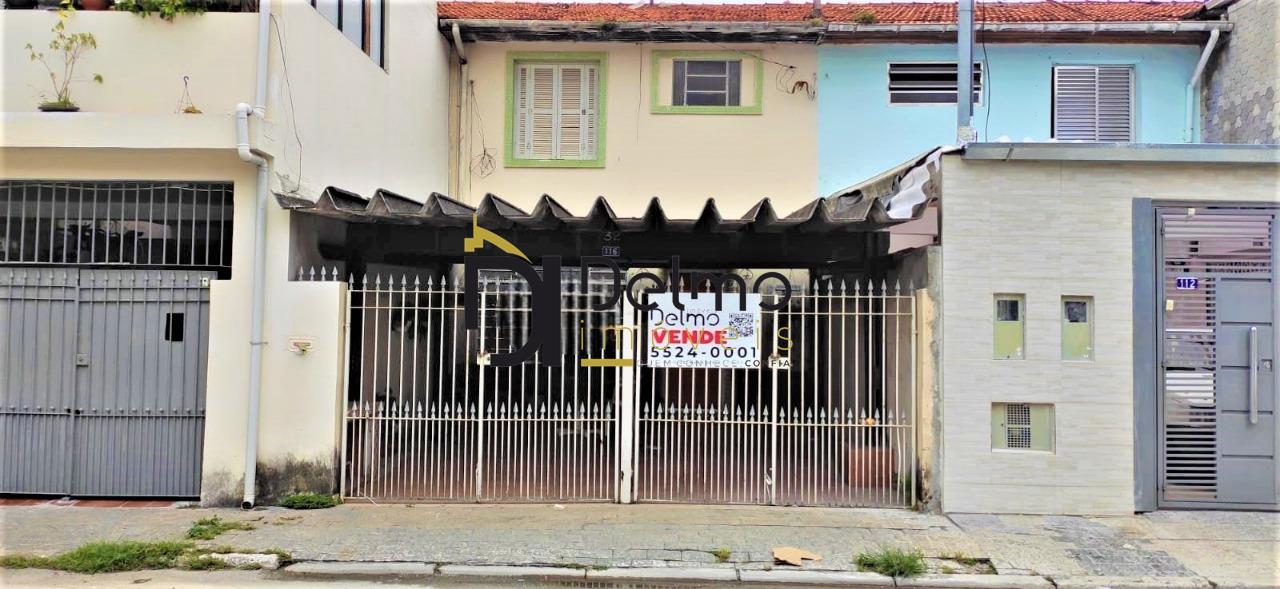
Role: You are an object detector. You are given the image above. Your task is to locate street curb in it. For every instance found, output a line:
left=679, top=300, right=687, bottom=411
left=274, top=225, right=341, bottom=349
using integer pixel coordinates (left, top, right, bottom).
left=587, top=567, right=739, bottom=582
left=282, top=561, right=435, bottom=576
left=1052, top=576, right=1213, bottom=589
left=739, top=570, right=894, bottom=585
left=894, top=574, right=1054, bottom=588
left=282, top=562, right=1070, bottom=588
left=287, top=562, right=1222, bottom=589
left=438, top=564, right=588, bottom=579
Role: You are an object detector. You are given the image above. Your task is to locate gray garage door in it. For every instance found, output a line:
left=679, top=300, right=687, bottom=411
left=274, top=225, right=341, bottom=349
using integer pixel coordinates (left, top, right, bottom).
left=1159, top=207, right=1278, bottom=508
left=0, top=268, right=212, bottom=497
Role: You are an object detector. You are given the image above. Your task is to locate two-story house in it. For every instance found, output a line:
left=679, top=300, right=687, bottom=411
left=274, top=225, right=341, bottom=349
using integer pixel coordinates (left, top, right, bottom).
left=1, top=0, right=451, bottom=506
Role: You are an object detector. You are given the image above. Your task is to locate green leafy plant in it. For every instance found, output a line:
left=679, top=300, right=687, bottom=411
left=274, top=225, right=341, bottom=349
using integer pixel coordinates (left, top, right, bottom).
left=279, top=492, right=340, bottom=510
left=855, top=547, right=926, bottom=578
left=186, top=516, right=255, bottom=540
left=25, top=6, right=103, bottom=111
left=943, top=552, right=983, bottom=567
left=180, top=554, right=231, bottom=571
left=114, top=0, right=207, bottom=20
left=0, top=541, right=192, bottom=574
left=853, top=10, right=878, bottom=24
left=711, top=547, right=732, bottom=563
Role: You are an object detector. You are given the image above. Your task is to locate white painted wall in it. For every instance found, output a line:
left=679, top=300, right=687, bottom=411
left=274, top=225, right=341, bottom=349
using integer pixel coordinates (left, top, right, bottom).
left=939, top=155, right=1280, bottom=515
left=262, top=0, right=451, bottom=200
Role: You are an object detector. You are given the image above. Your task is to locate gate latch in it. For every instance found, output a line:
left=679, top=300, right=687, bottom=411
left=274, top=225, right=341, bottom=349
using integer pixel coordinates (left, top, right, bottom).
left=75, top=353, right=89, bottom=367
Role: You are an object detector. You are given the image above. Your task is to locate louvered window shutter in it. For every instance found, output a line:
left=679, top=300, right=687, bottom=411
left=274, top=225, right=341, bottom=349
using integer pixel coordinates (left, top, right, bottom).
left=514, top=62, right=599, bottom=161
left=1096, top=66, right=1134, bottom=142
left=583, top=64, right=599, bottom=159
left=1053, top=65, right=1133, bottom=142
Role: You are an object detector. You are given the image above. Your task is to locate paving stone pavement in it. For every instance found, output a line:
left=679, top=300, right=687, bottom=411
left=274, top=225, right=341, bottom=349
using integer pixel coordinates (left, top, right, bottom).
left=1, top=503, right=1276, bottom=587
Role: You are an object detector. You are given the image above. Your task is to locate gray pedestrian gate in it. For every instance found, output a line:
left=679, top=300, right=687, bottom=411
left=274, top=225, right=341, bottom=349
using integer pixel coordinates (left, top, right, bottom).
left=0, top=267, right=212, bottom=497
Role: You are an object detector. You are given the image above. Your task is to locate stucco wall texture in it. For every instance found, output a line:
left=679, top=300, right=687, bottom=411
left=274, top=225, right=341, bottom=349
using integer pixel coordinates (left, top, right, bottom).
left=939, top=155, right=1279, bottom=515
left=1202, top=0, right=1280, bottom=144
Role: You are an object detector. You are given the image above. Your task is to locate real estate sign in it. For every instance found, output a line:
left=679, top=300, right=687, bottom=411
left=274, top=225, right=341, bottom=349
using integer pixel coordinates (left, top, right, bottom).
left=646, top=293, right=761, bottom=369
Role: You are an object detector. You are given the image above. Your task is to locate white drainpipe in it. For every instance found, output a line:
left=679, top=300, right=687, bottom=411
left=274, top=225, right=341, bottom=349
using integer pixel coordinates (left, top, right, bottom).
left=1185, top=28, right=1221, bottom=143
left=451, top=23, right=468, bottom=200
left=236, top=0, right=273, bottom=510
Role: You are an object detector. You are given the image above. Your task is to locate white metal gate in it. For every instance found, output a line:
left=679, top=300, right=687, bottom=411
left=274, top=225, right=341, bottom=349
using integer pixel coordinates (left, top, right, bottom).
left=633, top=281, right=915, bottom=507
left=337, top=271, right=915, bottom=507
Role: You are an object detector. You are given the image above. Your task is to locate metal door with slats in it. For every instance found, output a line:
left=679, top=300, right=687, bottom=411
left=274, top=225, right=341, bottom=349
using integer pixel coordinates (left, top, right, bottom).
left=1159, top=207, right=1278, bottom=508
left=0, top=268, right=212, bottom=497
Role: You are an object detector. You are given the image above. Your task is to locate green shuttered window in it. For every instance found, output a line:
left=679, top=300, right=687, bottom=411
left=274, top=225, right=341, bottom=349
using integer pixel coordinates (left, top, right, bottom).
left=512, top=61, right=600, bottom=163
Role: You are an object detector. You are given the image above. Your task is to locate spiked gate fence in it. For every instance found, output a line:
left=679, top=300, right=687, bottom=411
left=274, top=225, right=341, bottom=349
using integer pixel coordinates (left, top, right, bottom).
left=314, top=269, right=916, bottom=507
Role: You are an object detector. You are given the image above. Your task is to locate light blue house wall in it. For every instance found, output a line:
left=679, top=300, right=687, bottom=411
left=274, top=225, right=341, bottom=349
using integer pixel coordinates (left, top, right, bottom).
left=817, top=43, right=1202, bottom=194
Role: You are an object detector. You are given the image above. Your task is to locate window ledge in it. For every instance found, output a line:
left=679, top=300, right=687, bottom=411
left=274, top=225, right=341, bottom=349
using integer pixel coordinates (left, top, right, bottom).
left=651, top=105, right=762, bottom=115
left=504, top=157, right=605, bottom=169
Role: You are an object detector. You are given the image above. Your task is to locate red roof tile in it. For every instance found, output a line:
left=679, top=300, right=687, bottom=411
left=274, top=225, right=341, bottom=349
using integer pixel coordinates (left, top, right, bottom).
left=438, top=1, right=1205, bottom=24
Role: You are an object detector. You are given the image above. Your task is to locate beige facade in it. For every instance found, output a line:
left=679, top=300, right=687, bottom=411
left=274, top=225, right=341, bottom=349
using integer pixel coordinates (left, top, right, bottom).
left=939, top=154, right=1280, bottom=515
left=451, top=42, right=818, bottom=218
left=1, top=3, right=450, bottom=505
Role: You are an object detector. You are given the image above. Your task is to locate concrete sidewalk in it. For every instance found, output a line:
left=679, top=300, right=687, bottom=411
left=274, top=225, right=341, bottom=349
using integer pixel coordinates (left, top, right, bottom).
left=2, top=503, right=1276, bottom=588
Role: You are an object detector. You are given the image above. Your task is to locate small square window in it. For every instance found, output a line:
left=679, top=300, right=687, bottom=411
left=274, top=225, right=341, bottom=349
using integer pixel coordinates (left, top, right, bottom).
left=997, top=299, right=1021, bottom=322
left=992, top=402, right=1054, bottom=452
left=1064, top=300, right=1088, bottom=323
left=673, top=59, right=741, bottom=107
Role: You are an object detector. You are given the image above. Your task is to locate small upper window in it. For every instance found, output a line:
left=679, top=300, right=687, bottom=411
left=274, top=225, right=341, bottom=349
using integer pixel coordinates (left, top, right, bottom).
left=1052, top=65, right=1133, bottom=141
left=889, top=62, right=982, bottom=105
left=311, top=0, right=385, bottom=68
left=673, top=60, right=742, bottom=107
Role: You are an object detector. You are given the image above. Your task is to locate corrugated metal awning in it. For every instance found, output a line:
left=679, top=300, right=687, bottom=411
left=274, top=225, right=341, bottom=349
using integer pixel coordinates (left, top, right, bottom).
left=275, top=148, right=943, bottom=235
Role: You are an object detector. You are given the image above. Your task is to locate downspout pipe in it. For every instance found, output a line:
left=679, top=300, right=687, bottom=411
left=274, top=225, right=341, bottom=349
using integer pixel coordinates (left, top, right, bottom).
left=1185, top=28, right=1220, bottom=143
left=451, top=23, right=468, bottom=200
left=956, top=0, right=975, bottom=144
left=238, top=0, right=272, bottom=510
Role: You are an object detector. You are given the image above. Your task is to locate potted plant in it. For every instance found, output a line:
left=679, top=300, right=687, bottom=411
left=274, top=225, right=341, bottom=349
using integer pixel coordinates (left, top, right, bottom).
left=25, top=8, right=103, bottom=112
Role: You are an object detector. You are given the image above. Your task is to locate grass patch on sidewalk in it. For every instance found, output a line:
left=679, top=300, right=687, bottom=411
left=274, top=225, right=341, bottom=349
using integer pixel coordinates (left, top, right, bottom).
left=0, top=540, right=193, bottom=574
left=711, top=547, right=732, bottom=563
left=187, top=516, right=256, bottom=540
left=855, top=547, right=926, bottom=577
left=278, top=492, right=340, bottom=510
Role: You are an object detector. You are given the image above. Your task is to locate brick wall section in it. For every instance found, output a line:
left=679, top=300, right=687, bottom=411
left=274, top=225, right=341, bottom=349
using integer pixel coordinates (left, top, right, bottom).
left=939, top=155, right=1279, bottom=515
left=1202, top=0, right=1280, bottom=144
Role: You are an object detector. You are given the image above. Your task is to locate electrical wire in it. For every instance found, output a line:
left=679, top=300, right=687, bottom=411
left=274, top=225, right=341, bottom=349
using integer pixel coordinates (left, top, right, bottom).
left=980, top=0, right=993, bottom=141
left=270, top=14, right=305, bottom=194
left=468, top=80, right=496, bottom=179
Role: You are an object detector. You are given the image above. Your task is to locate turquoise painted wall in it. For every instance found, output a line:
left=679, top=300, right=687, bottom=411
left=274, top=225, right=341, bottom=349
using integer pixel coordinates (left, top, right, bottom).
left=817, top=43, right=1202, bottom=194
